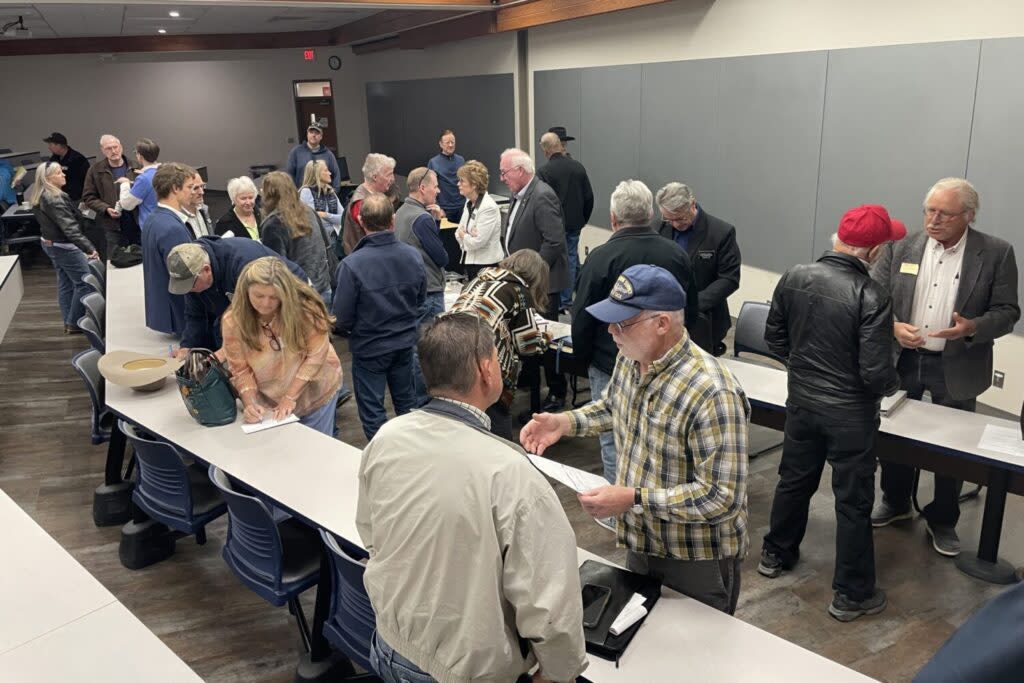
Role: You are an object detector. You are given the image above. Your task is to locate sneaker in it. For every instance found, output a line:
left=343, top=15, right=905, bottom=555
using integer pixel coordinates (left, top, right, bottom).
left=871, top=500, right=913, bottom=527
left=756, top=549, right=787, bottom=578
left=926, top=523, right=961, bottom=557
left=540, top=394, right=566, bottom=412
left=595, top=517, right=616, bottom=532
left=336, top=387, right=353, bottom=407
left=828, top=589, right=887, bottom=622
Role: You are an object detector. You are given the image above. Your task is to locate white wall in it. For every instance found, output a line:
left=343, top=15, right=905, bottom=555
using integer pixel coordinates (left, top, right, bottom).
left=531, top=0, right=1024, bottom=414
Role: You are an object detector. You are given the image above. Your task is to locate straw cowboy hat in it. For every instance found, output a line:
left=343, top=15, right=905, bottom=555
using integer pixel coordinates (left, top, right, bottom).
left=98, top=350, right=183, bottom=392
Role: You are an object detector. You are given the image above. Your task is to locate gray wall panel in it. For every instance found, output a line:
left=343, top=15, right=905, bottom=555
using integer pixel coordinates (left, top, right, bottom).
left=578, top=65, right=642, bottom=228
left=366, top=74, right=514, bottom=194
left=715, top=51, right=828, bottom=272
left=966, top=37, right=1024, bottom=331
left=815, top=41, right=980, bottom=255
left=638, top=59, right=721, bottom=211
left=533, top=69, right=582, bottom=164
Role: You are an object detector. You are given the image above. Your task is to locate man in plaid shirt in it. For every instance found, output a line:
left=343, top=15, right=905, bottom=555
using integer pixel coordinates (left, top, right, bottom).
left=522, top=264, right=750, bottom=614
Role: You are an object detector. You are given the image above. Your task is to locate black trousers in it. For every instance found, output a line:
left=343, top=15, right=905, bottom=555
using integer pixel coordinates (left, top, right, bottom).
left=880, top=350, right=975, bottom=526
left=544, top=292, right=567, bottom=399
left=763, top=405, right=879, bottom=601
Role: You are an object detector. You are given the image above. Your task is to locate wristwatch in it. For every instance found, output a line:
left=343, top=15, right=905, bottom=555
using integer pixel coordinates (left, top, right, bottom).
left=631, top=487, right=643, bottom=514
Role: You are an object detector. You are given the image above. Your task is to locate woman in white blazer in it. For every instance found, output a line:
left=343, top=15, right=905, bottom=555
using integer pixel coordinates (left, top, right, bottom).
left=455, top=160, right=503, bottom=280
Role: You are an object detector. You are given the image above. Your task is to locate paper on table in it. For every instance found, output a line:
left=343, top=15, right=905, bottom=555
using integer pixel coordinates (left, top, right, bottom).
left=241, top=413, right=299, bottom=434
left=526, top=453, right=608, bottom=493
left=977, top=424, right=1024, bottom=458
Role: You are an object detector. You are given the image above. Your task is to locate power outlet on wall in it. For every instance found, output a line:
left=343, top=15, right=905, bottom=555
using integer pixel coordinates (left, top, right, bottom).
left=993, top=370, right=1005, bottom=388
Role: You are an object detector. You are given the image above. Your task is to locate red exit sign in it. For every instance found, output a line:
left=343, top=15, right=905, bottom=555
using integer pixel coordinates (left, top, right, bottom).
left=303, top=49, right=315, bottom=61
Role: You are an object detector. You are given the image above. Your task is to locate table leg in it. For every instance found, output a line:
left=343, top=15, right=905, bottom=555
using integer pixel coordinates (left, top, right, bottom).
left=955, top=467, right=1019, bottom=585
left=294, top=548, right=353, bottom=682
left=92, top=424, right=133, bottom=526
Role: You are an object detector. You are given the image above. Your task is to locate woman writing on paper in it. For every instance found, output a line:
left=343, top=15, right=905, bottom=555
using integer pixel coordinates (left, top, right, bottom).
left=454, top=160, right=502, bottom=280
left=220, top=256, right=342, bottom=435
left=451, top=249, right=549, bottom=438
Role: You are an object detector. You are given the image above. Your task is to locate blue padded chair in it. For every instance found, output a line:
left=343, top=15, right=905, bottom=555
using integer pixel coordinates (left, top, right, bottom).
left=120, top=421, right=226, bottom=545
left=209, top=466, right=322, bottom=651
left=732, top=301, right=785, bottom=457
left=82, top=272, right=104, bottom=296
left=318, top=529, right=378, bottom=677
left=77, top=314, right=105, bottom=354
left=81, top=291, right=105, bottom=337
left=71, top=349, right=113, bottom=444
left=88, top=258, right=106, bottom=289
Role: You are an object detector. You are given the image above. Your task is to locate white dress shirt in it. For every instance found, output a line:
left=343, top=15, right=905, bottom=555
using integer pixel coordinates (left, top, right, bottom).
left=909, top=231, right=968, bottom=352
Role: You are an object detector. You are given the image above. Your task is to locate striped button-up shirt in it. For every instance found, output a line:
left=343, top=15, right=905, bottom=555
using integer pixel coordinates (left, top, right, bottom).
left=567, top=335, right=750, bottom=561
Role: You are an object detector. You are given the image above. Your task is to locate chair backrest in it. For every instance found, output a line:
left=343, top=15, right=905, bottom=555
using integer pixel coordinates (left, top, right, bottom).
left=88, top=258, right=106, bottom=288
left=81, top=292, right=105, bottom=335
left=120, top=420, right=196, bottom=520
left=335, top=155, right=350, bottom=183
left=82, top=272, right=104, bottom=296
left=77, top=314, right=105, bottom=353
left=208, top=466, right=286, bottom=591
left=318, top=529, right=375, bottom=671
left=733, top=301, right=785, bottom=364
left=71, top=349, right=111, bottom=443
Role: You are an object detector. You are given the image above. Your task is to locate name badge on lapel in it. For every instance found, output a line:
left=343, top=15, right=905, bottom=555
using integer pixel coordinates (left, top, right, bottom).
left=698, top=250, right=715, bottom=261
left=899, top=262, right=919, bottom=275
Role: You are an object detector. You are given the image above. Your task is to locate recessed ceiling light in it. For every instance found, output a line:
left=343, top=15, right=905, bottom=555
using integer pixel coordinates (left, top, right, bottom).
left=157, top=28, right=167, bottom=34
left=168, top=11, right=179, bottom=18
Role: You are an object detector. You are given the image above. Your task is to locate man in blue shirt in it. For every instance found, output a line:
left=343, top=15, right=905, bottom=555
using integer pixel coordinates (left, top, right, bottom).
left=333, top=193, right=426, bottom=441
left=286, top=123, right=341, bottom=192
left=426, top=128, right=466, bottom=223
left=117, top=138, right=160, bottom=227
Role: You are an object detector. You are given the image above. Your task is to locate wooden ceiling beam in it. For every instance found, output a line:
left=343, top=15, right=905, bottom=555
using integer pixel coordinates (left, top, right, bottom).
left=0, top=30, right=335, bottom=57
left=397, top=11, right=495, bottom=50
left=329, top=9, right=469, bottom=45
left=495, top=0, right=672, bottom=32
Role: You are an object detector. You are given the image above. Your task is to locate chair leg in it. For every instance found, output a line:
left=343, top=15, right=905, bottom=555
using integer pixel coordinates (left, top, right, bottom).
left=124, top=449, right=137, bottom=481
left=195, top=526, right=207, bottom=545
left=289, top=597, right=313, bottom=653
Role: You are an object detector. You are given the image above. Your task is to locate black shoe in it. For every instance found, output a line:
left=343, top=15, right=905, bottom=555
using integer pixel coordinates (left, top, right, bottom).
left=540, top=394, right=565, bottom=412
left=713, top=342, right=727, bottom=357
left=828, top=589, right=887, bottom=622
left=756, top=549, right=787, bottom=578
left=336, top=387, right=353, bottom=408
left=871, top=500, right=913, bottom=527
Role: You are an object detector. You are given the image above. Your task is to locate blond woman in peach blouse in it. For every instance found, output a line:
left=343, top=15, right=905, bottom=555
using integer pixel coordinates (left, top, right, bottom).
left=221, top=256, right=342, bottom=435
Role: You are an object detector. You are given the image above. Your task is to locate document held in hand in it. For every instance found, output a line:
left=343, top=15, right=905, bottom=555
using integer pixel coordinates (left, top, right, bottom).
left=526, top=453, right=609, bottom=493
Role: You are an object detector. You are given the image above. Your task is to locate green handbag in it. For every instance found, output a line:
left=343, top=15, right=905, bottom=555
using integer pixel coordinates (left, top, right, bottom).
left=175, top=349, right=238, bottom=426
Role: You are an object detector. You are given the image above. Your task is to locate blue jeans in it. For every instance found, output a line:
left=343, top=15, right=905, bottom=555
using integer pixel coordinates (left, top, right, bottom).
left=370, top=632, right=436, bottom=683
left=42, top=243, right=92, bottom=326
left=352, top=348, right=419, bottom=441
left=411, top=292, right=446, bottom=404
left=298, top=390, right=339, bottom=437
left=588, top=366, right=618, bottom=483
left=318, top=286, right=333, bottom=309
left=560, top=231, right=581, bottom=309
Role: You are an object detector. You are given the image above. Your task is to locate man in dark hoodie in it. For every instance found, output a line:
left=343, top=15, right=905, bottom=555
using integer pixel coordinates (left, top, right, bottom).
left=286, top=123, right=341, bottom=192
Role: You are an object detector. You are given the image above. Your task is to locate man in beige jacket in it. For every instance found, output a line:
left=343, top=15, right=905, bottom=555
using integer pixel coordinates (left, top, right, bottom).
left=356, top=312, right=588, bottom=683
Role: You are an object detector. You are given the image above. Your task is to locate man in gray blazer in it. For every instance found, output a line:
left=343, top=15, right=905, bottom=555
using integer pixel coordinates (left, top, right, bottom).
left=500, top=148, right=569, bottom=411
left=870, top=177, right=1019, bottom=557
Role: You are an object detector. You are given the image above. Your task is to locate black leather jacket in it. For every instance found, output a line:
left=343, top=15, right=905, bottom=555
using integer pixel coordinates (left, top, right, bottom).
left=33, top=191, right=96, bottom=254
left=765, top=251, right=899, bottom=419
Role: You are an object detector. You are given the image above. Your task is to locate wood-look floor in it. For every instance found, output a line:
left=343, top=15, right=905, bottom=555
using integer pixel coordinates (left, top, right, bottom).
left=2, top=249, right=1022, bottom=683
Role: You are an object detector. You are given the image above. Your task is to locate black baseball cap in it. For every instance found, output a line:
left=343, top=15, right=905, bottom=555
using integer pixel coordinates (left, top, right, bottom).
left=43, top=132, right=68, bottom=145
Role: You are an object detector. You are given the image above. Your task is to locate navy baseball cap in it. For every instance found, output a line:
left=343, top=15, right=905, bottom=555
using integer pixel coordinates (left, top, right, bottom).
left=586, top=264, right=687, bottom=324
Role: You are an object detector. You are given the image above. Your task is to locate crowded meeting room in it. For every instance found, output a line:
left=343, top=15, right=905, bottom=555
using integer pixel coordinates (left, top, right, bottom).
left=5, top=1, right=1024, bottom=682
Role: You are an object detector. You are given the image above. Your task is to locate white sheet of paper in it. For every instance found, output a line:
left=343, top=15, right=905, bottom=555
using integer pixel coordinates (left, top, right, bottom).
left=977, top=424, right=1024, bottom=458
left=241, top=413, right=299, bottom=434
left=220, top=229, right=235, bottom=238
left=526, top=453, right=608, bottom=493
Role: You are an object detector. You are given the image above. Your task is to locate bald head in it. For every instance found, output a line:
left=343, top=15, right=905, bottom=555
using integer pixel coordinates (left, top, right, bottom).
left=540, top=132, right=562, bottom=158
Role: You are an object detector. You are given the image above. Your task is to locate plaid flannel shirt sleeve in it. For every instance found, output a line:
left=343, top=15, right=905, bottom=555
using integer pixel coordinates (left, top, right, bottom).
left=641, top=388, right=748, bottom=525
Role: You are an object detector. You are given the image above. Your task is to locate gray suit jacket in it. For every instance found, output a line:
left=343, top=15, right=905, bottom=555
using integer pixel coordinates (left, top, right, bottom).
left=504, top=176, right=568, bottom=292
left=871, top=227, right=1020, bottom=400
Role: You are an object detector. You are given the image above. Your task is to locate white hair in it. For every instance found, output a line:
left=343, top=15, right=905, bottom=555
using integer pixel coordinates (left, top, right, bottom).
left=924, top=177, right=979, bottom=220
left=362, top=153, right=396, bottom=180
left=656, top=182, right=695, bottom=213
left=227, top=176, right=257, bottom=205
left=99, top=133, right=120, bottom=146
left=830, top=232, right=871, bottom=259
left=501, top=148, right=535, bottom=175
left=610, top=179, right=654, bottom=226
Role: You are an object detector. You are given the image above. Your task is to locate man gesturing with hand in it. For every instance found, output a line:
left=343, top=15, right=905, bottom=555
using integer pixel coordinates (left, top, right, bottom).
left=520, top=264, right=750, bottom=614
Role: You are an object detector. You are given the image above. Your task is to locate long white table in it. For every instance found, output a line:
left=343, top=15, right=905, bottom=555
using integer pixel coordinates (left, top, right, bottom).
left=0, top=254, right=23, bottom=344
left=724, top=356, right=1024, bottom=583
left=0, top=490, right=201, bottom=681
left=98, top=263, right=875, bottom=682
